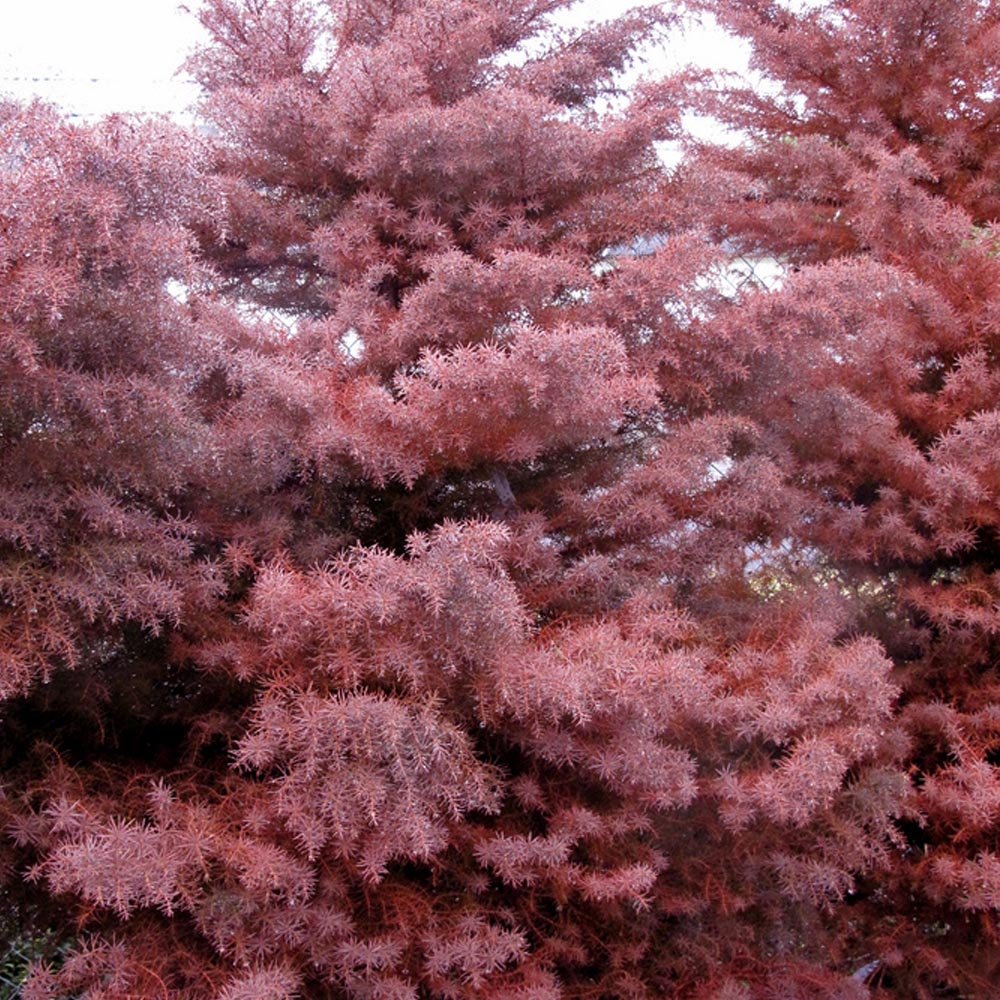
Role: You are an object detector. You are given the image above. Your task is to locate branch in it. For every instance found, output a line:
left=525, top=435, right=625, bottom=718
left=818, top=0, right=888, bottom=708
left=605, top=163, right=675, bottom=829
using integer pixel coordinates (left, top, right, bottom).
left=489, top=466, right=518, bottom=517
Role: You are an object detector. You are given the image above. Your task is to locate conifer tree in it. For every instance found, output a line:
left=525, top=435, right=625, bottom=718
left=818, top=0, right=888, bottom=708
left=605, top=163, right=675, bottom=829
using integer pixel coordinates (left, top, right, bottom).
left=0, top=103, right=217, bottom=701
left=0, top=97, right=240, bottom=977
left=687, top=0, right=1000, bottom=994
left=1, top=2, right=917, bottom=998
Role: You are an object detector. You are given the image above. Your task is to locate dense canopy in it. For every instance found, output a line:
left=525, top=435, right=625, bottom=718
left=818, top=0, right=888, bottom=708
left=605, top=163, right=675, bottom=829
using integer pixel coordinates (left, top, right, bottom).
left=0, top=2, right=998, bottom=998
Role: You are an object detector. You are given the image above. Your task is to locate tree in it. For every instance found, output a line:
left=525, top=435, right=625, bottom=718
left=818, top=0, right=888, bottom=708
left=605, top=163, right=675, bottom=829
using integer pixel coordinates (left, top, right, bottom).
left=0, top=102, right=218, bottom=701
left=1, top=2, right=916, bottom=998
left=686, top=0, right=1000, bottom=994
left=0, top=96, right=240, bottom=977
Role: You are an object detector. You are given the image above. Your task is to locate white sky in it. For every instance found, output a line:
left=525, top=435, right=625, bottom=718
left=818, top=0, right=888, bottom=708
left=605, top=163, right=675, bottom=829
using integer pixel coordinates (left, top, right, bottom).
left=0, top=0, right=748, bottom=121
left=1, top=0, right=205, bottom=118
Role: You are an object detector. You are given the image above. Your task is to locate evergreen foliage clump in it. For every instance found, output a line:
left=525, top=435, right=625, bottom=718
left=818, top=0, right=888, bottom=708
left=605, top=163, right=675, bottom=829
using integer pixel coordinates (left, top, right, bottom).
left=0, top=2, right=997, bottom=997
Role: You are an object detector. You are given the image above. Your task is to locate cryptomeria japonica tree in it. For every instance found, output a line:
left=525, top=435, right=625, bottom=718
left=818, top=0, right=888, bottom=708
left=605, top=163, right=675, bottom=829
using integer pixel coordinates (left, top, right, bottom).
left=0, top=2, right=920, bottom=998
left=685, top=0, right=1000, bottom=994
left=0, top=97, right=241, bottom=967
left=0, top=103, right=218, bottom=703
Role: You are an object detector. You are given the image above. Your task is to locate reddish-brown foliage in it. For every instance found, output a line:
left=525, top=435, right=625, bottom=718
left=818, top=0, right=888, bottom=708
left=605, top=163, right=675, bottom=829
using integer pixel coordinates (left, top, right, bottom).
left=687, top=0, right=1000, bottom=994
left=0, top=1, right=995, bottom=998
